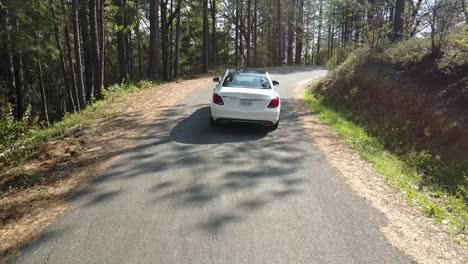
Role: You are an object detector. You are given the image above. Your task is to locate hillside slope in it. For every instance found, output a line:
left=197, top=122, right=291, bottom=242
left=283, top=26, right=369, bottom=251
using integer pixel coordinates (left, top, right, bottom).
left=311, top=32, right=468, bottom=237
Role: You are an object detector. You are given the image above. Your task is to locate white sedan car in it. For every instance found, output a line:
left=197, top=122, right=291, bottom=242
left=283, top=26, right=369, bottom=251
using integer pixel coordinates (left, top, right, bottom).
left=210, top=69, right=281, bottom=130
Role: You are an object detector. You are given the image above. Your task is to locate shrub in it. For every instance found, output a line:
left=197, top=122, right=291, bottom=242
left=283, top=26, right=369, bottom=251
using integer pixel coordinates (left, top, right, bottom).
left=0, top=108, right=35, bottom=165
left=326, top=46, right=355, bottom=69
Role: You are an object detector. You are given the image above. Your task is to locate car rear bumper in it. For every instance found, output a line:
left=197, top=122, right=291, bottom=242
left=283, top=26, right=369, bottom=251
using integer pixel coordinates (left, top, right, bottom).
left=211, top=103, right=280, bottom=125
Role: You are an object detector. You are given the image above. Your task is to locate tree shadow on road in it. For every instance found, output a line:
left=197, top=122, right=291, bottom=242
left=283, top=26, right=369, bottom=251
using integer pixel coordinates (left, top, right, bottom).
left=171, top=106, right=269, bottom=144
left=13, top=98, right=327, bottom=260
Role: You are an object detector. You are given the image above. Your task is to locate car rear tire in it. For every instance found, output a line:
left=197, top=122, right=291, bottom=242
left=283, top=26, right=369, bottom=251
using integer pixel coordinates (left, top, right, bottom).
left=210, top=116, right=218, bottom=127
left=268, top=121, right=279, bottom=131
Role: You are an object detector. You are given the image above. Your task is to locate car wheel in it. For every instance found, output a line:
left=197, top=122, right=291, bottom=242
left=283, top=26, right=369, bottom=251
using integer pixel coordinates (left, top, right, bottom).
left=210, top=116, right=218, bottom=127
left=269, top=121, right=279, bottom=131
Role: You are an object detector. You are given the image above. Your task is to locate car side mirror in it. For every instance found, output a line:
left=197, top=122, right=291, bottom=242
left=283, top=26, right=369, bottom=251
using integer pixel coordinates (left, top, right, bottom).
left=213, top=77, right=220, bottom=83
left=272, top=80, right=280, bottom=86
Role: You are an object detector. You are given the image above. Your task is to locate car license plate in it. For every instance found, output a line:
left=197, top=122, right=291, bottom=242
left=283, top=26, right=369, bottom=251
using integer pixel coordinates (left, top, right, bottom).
left=240, top=99, right=252, bottom=106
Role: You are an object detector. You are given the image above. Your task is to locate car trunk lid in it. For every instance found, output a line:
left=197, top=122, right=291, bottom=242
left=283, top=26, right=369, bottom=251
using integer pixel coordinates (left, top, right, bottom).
left=218, top=87, right=273, bottom=111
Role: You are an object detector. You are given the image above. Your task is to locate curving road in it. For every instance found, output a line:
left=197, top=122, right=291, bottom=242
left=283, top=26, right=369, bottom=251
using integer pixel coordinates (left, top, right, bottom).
left=13, top=67, right=410, bottom=264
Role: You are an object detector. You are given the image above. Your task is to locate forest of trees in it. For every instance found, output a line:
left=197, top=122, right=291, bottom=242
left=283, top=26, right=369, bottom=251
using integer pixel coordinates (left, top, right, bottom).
left=0, top=0, right=467, bottom=124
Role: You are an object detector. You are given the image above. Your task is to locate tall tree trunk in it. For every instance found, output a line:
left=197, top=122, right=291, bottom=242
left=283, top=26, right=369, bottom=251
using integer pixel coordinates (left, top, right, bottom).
left=202, top=0, right=209, bottom=73
left=13, top=15, right=25, bottom=120
left=173, top=0, right=181, bottom=78
left=14, top=54, right=25, bottom=120
left=89, top=0, right=98, bottom=102
left=169, top=0, right=174, bottom=79
left=268, top=18, right=274, bottom=65
left=246, top=0, right=251, bottom=67
left=211, top=0, right=218, bottom=67
left=79, top=0, right=94, bottom=104
left=97, top=0, right=105, bottom=94
left=51, top=0, right=76, bottom=112
left=62, top=0, right=81, bottom=111
left=276, top=0, right=282, bottom=66
left=135, top=0, right=143, bottom=79
left=5, top=11, right=17, bottom=116
left=392, top=0, right=405, bottom=41
left=72, top=0, right=86, bottom=107
left=148, top=0, right=161, bottom=80
left=38, top=60, right=50, bottom=126
left=295, top=0, right=304, bottom=64
left=115, top=0, right=129, bottom=82
left=316, top=0, right=323, bottom=65
left=161, top=0, right=169, bottom=80
left=239, top=0, right=244, bottom=65
left=125, top=1, right=133, bottom=80
left=253, top=0, right=258, bottom=66
left=287, top=0, right=294, bottom=65
left=235, top=0, right=239, bottom=67
left=330, top=14, right=335, bottom=58
left=463, top=0, right=468, bottom=24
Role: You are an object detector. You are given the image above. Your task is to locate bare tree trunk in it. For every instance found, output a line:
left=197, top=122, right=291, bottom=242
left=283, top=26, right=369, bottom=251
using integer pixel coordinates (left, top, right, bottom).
left=253, top=0, right=258, bottom=66
left=38, top=60, right=50, bottom=126
left=89, top=0, right=98, bottom=102
left=5, top=11, right=17, bottom=116
left=125, top=2, right=133, bottom=81
left=462, top=0, right=468, bottom=24
left=13, top=17, right=25, bottom=120
left=239, top=0, right=244, bottom=65
left=392, top=0, right=405, bottom=41
left=276, top=0, right=282, bottom=66
left=160, top=0, right=169, bottom=80
left=295, top=0, right=304, bottom=64
left=51, top=0, right=76, bottom=112
left=115, top=0, right=129, bottom=82
left=316, top=0, right=323, bottom=65
left=62, top=0, right=81, bottom=111
left=174, top=0, right=181, bottom=78
left=135, top=0, right=143, bottom=79
left=202, top=0, right=209, bottom=73
left=97, top=0, right=105, bottom=94
left=149, top=0, right=160, bottom=80
left=235, top=0, right=240, bottom=67
left=169, top=0, right=174, bottom=79
left=246, top=0, right=251, bottom=67
left=287, top=0, right=295, bottom=65
left=79, top=0, right=94, bottom=104
left=72, top=0, right=86, bottom=107
left=211, top=0, right=218, bottom=67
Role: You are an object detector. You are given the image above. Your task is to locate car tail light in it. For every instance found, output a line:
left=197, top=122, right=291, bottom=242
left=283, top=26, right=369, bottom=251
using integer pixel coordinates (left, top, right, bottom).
left=268, top=97, right=280, bottom=108
left=213, top=93, right=224, bottom=105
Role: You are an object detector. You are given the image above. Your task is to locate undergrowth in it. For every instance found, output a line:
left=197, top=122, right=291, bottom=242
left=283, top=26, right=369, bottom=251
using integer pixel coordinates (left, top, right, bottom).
left=0, top=80, right=159, bottom=185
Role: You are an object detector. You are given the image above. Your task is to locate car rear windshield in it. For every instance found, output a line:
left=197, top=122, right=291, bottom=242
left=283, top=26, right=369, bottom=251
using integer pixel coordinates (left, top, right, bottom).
left=222, top=73, right=271, bottom=89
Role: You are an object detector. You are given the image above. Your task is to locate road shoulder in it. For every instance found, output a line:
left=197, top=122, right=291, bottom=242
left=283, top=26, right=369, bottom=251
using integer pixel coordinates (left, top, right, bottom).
left=0, top=77, right=212, bottom=262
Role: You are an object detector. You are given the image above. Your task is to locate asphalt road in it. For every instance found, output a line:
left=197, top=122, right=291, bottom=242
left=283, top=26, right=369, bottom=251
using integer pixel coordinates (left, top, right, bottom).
left=13, top=67, right=410, bottom=264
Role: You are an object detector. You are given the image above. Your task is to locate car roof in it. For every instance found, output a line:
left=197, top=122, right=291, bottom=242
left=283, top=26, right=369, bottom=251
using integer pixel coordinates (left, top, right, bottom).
left=227, top=69, right=267, bottom=75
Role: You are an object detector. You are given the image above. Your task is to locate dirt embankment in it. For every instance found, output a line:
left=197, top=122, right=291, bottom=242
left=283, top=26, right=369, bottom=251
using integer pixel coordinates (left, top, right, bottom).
left=318, top=55, right=468, bottom=160
left=315, top=46, right=468, bottom=201
left=0, top=77, right=212, bottom=260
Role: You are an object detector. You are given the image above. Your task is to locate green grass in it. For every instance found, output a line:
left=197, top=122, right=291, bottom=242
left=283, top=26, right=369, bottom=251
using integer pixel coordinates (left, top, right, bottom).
left=305, top=88, right=468, bottom=242
left=0, top=80, right=160, bottom=181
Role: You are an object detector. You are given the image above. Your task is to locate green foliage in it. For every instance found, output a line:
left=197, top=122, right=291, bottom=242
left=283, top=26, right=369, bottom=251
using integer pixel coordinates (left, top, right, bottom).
left=0, top=108, right=35, bottom=162
left=0, top=81, right=159, bottom=173
left=382, top=38, right=432, bottom=66
left=103, top=80, right=159, bottom=99
left=326, top=46, right=355, bottom=69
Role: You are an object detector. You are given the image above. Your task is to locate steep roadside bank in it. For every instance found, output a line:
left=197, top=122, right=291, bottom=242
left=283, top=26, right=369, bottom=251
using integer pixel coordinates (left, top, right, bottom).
left=306, top=34, right=467, bottom=257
